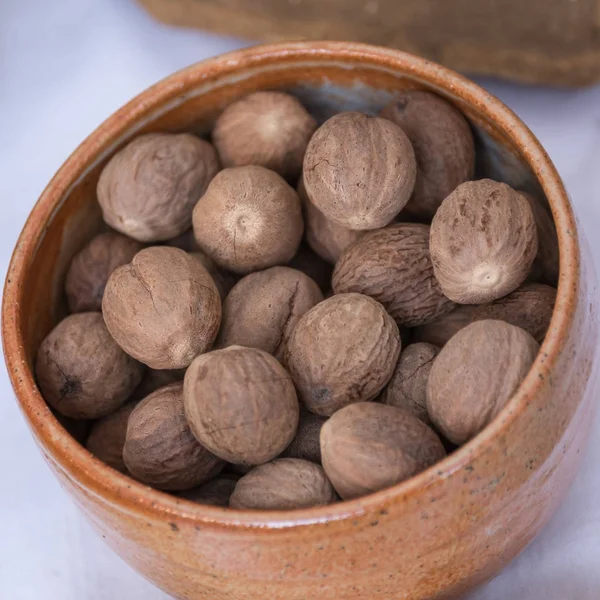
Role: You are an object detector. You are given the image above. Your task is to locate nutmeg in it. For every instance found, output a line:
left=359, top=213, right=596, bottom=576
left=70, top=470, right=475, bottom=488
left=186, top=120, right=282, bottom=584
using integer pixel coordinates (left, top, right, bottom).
left=123, top=382, right=224, bottom=490
left=189, top=251, right=237, bottom=299
left=86, top=401, right=137, bottom=473
left=380, top=91, right=475, bottom=220
left=320, top=403, right=446, bottom=500
left=35, top=312, right=143, bottom=419
left=303, top=112, right=417, bottom=230
left=65, top=231, right=143, bottom=313
left=229, top=458, right=336, bottom=510
left=281, top=408, right=327, bottom=464
left=413, top=283, right=556, bottom=347
left=212, top=91, right=317, bottom=180
left=430, top=179, right=538, bottom=304
left=284, top=293, right=401, bottom=416
left=298, top=176, right=364, bottom=264
left=179, top=473, right=240, bottom=507
left=332, top=223, right=455, bottom=327
left=427, top=320, right=539, bottom=445
left=102, top=246, right=221, bottom=369
left=192, top=166, right=304, bottom=274
left=380, top=343, right=439, bottom=426
left=184, top=346, right=299, bottom=465
left=217, top=266, right=323, bottom=361
left=97, top=133, right=219, bottom=242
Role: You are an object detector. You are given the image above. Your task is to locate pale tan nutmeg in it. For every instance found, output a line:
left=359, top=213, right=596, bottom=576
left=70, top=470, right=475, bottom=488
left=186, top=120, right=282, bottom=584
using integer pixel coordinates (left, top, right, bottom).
left=102, top=246, right=221, bottom=370
left=192, top=166, right=304, bottom=274
left=521, top=192, right=559, bottom=285
left=85, top=401, right=137, bottom=474
left=123, top=382, right=225, bottom=491
left=217, top=266, right=323, bottom=361
left=426, top=320, right=539, bottom=445
left=413, top=283, right=556, bottom=347
left=332, top=223, right=455, bottom=327
left=229, top=458, right=336, bottom=510
left=184, top=346, right=299, bottom=466
left=379, top=343, right=439, bottom=426
left=35, top=313, right=143, bottom=420
left=430, top=179, right=538, bottom=304
left=297, top=176, right=364, bottom=264
left=97, top=133, right=219, bottom=242
left=65, top=232, right=143, bottom=313
left=212, top=91, right=317, bottom=180
left=320, top=402, right=446, bottom=500
left=284, top=293, right=401, bottom=416
left=380, top=91, right=475, bottom=220
left=303, top=112, right=417, bottom=230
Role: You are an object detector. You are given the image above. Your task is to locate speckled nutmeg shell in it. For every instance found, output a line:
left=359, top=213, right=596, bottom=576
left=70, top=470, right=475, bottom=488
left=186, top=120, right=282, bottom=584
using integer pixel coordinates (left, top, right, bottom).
left=65, top=231, right=143, bottom=313
left=303, top=112, right=416, bottom=230
left=427, top=320, right=539, bottom=445
left=217, top=266, right=323, bottom=361
left=102, top=246, right=221, bottom=370
left=380, top=343, right=439, bottom=426
left=192, top=166, right=304, bottom=274
left=380, top=91, right=475, bottom=220
left=320, top=402, right=446, bottom=500
left=413, top=282, right=557, bottom=347
left=212, top=91, right=317, bottom=180
left=35, top=312, right=143, bottom=420
left=229, top=458, right=336, bottom=510
left=332, top=223, right=455, bottom=327
left=123, top=382, right=224, bottom=490
left=97, top=133, right=220, bottom=242
left=284, top=293, right=401, bottom=416
left=297, top=177, right=364, bottom=264
left=183, top=346, right=299, bottom=465
left=430, top=179, right=539, bottom=304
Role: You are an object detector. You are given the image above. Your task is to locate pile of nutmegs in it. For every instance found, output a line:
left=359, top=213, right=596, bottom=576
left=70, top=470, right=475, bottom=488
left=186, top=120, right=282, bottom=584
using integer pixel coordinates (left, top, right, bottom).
left=36, top=90, right=558, bottom=510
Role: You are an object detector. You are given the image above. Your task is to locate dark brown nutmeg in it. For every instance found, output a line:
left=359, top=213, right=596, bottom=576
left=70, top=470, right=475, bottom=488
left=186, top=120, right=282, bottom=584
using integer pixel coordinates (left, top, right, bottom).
left=298, top=177, right=364, bottom=264
left=178, top=473, right=240, bottom=507
left=281, top=408, right=328, bottom=464
left=65, top=231, right=143, bottom=313
left=430, top=179, right=538, bottom=304
left=380, top=343, right=439, bottom=426
left=102, top=246, right=221, bottom=369
left=284, top=293, right=401, bottom=416
left=217, top=266, right=323, bottom=361
left=97, top=133, right=219, bottom=242
left=212, top=91, right=317, bottom=180
left=320, top=403, right=446, bottom=500
left=229, top=458, right=336, bottom=510
left=427, top=320, right=539, bottom=445
left=413, top=283, right=556, bottom=347
left=303, top=112, right=417, bottom=230
left=184, top=346, right=299, bottom=465
left=35, top=312, right=143, bottom=420
left=192, top=166, right=304, bottom=274
left=332, top=223, right=455, bottom=327
left=380, top=91, right=475, bottom=220
left=86, top=401, right=137, bottom=473
left=123, top=382, right=224, bottom=490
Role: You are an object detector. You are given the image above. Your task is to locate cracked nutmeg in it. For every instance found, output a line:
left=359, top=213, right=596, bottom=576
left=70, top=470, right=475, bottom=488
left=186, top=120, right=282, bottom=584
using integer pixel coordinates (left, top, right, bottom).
left=284, top=293, right=401, bottom=416
left=192, top=166, right=304, bottom=274
left=97, top=133, right=220, bottom=242
left=102, top=246, right=221, bottom=369
left=217, top=266, right=323, bottom=361
left=35, top=312, right=143, bottom=420
left=184, top=346, right=299, bottom=465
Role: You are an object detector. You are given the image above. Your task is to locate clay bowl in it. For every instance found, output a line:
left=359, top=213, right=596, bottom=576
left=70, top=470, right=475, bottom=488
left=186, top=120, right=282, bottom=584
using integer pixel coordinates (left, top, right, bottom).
left=2, top=42, right=599, bottom=600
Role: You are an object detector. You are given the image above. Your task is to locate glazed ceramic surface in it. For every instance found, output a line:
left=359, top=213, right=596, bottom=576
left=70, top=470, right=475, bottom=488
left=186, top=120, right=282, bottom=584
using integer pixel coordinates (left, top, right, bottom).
left=2, top=42, right=599, bottom=600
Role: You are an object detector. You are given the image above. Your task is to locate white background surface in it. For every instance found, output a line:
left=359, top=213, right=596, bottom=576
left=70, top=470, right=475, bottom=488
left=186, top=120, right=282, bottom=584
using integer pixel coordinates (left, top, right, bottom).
left=1, top=1, right=599, bottom=598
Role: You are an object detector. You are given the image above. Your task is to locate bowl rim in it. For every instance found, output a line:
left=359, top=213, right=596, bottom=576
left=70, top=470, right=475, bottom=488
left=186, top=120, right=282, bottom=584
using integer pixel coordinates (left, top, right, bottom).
left=1, top=40, right=578, bottom=530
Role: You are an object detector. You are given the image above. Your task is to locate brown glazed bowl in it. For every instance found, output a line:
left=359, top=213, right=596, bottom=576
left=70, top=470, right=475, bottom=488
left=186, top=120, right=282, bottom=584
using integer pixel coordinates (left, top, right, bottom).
left=3, top=42, right=599, bottom=600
